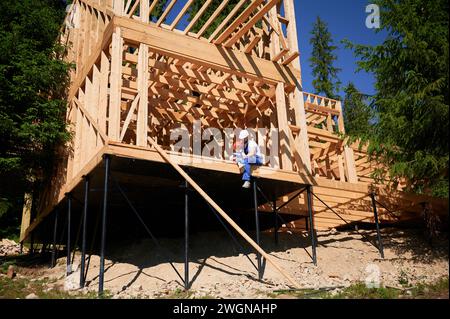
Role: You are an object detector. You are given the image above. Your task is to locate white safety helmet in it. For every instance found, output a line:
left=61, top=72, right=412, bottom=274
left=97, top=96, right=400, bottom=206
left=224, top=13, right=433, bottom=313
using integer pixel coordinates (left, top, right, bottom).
left=238, top=130, right=249, bottom=140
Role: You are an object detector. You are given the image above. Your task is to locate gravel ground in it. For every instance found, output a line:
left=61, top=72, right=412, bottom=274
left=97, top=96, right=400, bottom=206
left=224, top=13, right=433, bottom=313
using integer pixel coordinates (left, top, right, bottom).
left=2, top=227, right=448, bottom=299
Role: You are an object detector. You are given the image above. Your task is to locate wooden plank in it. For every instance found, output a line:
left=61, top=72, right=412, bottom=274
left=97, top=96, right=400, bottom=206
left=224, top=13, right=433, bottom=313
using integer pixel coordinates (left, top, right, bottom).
left=336, top=100, right=345, bottom=133
left=73, top=97, right=109, bottom=142
left=69, top=18, right=114, bottom=100
left=98, top=51, right=109, bottom=133
left=344, top=146, right=358, bottom=183
left=272, top=48, right=289, bottom=62
left=244, top=35, right=261, bottom=54
left=120, top=94, right=140, bottom=142
left=109, top=26, right=123, bottom=141
left=136, top=43, right=149, bottom=146
left=224, top=0, right=280, bottom=48
left=196, top=0, right=230, bottom=38
left=208, top=0, right=247, bottom=42
left=183, top=0, right=212, bottom=35
left=282, top=51, right=299, bottom=66
left=275, top=83, right=292, bottom=171
left=170, top=0, right=194, bottom=30
left=156, top=0, right=178, bottom=27
left=214, top=0, right=265, bottom=45
left=126, top=0, right=140, bottom=18
left=283, top=0, right=310, bottom=174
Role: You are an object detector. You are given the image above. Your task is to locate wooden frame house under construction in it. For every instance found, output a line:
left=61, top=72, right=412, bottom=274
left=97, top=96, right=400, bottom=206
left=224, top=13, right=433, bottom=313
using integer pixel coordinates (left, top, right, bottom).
left=19, top=0, right=448, bottom=292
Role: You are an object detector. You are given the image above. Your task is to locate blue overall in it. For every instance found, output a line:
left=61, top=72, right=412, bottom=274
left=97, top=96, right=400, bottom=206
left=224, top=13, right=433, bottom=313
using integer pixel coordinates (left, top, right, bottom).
left=242, top=142, right=263, bottom=181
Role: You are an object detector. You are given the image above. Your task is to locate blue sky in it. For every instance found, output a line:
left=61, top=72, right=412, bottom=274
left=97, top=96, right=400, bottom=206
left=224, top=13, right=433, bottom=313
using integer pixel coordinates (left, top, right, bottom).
left=295, top=0, right=386, bottom=97
left=164, top=0, right=386, bottom=97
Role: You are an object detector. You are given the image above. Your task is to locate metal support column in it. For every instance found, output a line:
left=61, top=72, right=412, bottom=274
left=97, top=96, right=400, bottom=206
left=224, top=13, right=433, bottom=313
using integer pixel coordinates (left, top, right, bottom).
left=273, top=200, right=278, bottom=245
left=51, top=209, right=58, bottom=268
left=80, top=176, right=89, bottom=287
left=306, top=186, right=317, bottom=265
left=29, top=232, right=34, bottom=255
left=66, top=193, right=72, bottom=275
left=253, top=180, right=262, bottom=280
left=370, top=192, right=384, bottom=258
left=184, top=180, right=189, bottom=290
left=99, top=155, right=110, bottom=295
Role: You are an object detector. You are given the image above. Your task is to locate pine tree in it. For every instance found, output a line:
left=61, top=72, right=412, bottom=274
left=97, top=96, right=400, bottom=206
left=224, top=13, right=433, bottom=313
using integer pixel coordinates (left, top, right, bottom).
left=343, top=83, right=373, bottom=137
left=345, top=0, right=449, bottom=196
left=309, top=16, right=341, bottom=100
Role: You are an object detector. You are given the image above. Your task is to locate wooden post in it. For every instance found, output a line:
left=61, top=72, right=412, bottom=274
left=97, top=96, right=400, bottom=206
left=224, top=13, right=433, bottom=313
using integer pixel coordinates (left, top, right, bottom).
left=270, top=7, right=292, bottom=171
left=20, top=193, right=32, bottom=242
left=284, top=0, right=312, bottom=174
left=344, top=146, right=358, bottom=183
left=136, top=0, right=149, bottom=147
left=113, top=0, right=124, bottom=16
left=337, top=154, right=346, bottom=182
left=79, top=88, right=88, bottom=165
left=275, top=83, right=293, bottom=171
left=109, top=26, right=123, bottom=141
left=98, top=51, right=109, bottom=135
left=336, top=100, right=345, bottom=134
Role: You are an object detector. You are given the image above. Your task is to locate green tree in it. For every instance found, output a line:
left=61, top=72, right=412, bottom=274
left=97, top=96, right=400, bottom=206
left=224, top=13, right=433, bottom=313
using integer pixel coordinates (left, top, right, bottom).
left=345, top=0, right=449, bottom=197
left=343, top=82, right=373, bottom=137
left=150, top=0, right=169, bottom=21
left=187, top=0, right=242, bottom=38
left=309, top=16, right=341, bottom=99
left=0, top=0, right=70, bottom=233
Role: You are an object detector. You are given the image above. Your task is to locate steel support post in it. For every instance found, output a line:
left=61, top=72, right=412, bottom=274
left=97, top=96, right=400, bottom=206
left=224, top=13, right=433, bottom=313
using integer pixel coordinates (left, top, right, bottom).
left=273, top=200, right=278, bottom=245
left=30, top=232, right=34, bottom=255
left=66, top=193, right=72, bottom=275
left=99, top=155, right=110, bottom=295
left=184, top=180, right=189, bottom=290
left=51, top=209, right=58, bottom=268
left=370, top=192, right=384, bottom=258
left=80, top=176, right=89, bottom=287
left=306, top=186, right=317, bottom=265
left=253, top=180, right=262, bottom=280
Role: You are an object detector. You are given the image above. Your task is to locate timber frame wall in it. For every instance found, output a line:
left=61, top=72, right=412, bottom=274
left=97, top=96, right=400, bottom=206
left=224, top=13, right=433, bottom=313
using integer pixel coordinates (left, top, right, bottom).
left=22, top=0, right=447, bottom=242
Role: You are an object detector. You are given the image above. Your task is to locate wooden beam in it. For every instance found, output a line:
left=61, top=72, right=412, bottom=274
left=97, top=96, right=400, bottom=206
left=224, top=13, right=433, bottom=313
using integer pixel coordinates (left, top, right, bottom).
left=183, top=0, right=212, bottom=35
left=344, top=146, right=358, bottom=183
left=214, top=0, right=265, bottom=45
left=170, top=0, right=194, bottom=31
left=73, top=96, right=109, bottom=142
left=275, top=83, right=293, bottom=171
left=108, top=26, right=123, bottom=141
left=196, top=0, right=230, bottom=38
left=244, top=35, right=261, bottom=54
left=208, top=0, right=247, bottom=43
left=136, top=43, right=149, bottom=146
left=224, top=0, right=280, bottom=48
left=156, top=0, right=178, bottom=27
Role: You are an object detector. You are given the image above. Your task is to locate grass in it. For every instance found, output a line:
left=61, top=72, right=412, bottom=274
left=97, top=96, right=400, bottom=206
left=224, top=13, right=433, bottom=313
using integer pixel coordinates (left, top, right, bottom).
left=156, top=288, right=195, bottom=299
left=0, top=276, right=104, bottom=299
left=331, top=283, right=400, bottom=299
left=0, top=255, right=112, bottom=299
left=155, top=288, right=215, bottom=299
left=268, top=277, right=449, bottom=299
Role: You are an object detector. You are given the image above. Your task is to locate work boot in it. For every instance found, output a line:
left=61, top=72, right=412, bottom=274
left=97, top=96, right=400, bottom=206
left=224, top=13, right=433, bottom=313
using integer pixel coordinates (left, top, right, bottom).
left=242, top=181, right=251, bottom=188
